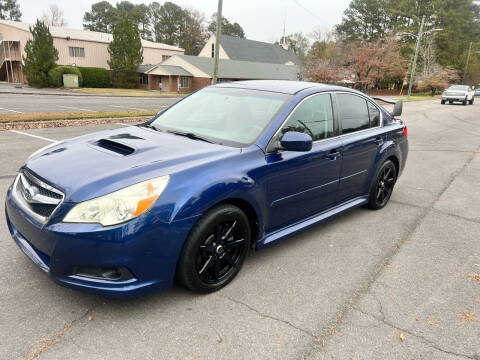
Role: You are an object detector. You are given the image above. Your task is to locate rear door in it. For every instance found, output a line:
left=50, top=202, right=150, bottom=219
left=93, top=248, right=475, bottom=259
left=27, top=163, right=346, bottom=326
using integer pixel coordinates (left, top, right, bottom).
left=265, top=93, right=342, bottom=232
left=335, top=92, right=384, bottom=203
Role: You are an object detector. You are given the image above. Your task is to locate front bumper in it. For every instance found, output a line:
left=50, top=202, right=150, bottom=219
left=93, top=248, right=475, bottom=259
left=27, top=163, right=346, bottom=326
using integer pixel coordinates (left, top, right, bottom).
left=5, top=185, right=199, bottom=298
left=442, top=95, right=467, bottom=102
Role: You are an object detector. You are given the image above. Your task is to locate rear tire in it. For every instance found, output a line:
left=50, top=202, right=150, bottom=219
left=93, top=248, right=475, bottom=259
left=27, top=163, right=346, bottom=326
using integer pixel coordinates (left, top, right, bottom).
left=177, top=204, right=251, bottom=293
left=441, top=100, right=445, bottom=104
left=367, top=160, right=397, bottom=210
left=449, top=100, right=453, bottom=104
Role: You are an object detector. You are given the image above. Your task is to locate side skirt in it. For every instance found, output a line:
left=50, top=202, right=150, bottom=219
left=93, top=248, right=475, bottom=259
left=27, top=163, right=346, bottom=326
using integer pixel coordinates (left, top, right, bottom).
left=257, top=197, right=368, bottom=249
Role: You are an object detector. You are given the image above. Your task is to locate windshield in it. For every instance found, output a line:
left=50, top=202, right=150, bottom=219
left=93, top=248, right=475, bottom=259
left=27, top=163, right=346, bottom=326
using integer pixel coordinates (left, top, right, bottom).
left=150, top=87, right=291, bottom=147
left=447, top=85, right=468, bottom=91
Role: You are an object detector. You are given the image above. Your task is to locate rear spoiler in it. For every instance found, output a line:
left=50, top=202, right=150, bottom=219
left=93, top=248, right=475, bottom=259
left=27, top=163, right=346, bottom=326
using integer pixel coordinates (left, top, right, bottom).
left=371, top=97, right=403, bottom=117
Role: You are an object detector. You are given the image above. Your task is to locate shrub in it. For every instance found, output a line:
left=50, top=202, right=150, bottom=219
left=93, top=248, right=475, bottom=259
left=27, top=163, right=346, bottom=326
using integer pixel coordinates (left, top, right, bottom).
left=47, top=65, right=83, bottom=87
left=78, top=67, right=111, bottom=88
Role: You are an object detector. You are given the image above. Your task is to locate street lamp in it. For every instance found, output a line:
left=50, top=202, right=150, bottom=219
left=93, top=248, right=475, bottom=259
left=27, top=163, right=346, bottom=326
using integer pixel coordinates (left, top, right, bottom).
left=406, top=16, right=443, bottom=97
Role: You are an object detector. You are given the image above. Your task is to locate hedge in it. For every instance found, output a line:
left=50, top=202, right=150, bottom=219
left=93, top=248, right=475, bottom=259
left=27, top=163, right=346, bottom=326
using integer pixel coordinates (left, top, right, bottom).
left=78, top=67, right=111, bottom=88
left=47, top=66, right=83, bottom=87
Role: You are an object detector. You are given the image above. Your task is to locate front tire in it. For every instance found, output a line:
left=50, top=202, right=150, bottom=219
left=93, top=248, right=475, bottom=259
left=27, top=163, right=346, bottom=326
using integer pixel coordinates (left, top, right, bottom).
left=463, top=99, right=467, bottom=105
left=177, top=204, right=251, bottom=293
left=469, top=97, right=474, bottom=105
left=441, top=100, right=445, bottom=104
left=368, top=160, right=397, bottom=210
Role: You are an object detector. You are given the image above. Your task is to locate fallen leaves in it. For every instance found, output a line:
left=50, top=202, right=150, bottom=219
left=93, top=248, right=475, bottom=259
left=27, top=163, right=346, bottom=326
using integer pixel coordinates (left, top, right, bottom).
left=428, top=319, right=438, bottom=326
left=458, top=310, right=476, bottom=323
left=467, top=274, right=480, bottom=283
left=399, top=332, right=405, bottom=342
left=88, top=314, right=93, bottom=321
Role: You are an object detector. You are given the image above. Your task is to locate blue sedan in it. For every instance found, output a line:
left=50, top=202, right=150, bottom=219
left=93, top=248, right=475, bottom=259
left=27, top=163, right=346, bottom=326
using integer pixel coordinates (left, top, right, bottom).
left=5, top=80, right=408, bottom=297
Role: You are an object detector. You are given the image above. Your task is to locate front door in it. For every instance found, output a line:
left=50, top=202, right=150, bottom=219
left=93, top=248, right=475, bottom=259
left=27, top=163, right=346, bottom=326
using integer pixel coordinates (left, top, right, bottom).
left=265, top=93, right=342, bottom=232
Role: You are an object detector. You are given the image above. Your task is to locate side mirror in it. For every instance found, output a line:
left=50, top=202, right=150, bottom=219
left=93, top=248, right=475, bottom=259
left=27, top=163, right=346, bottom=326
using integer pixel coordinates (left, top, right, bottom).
left=280, top=131, right=312, bottom=152
left=391, top=100, right=403, bottom=117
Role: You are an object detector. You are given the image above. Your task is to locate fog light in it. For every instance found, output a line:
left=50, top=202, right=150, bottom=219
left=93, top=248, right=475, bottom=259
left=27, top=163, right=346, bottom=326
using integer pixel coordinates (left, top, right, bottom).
left=74, top=266, right=134, bottom=281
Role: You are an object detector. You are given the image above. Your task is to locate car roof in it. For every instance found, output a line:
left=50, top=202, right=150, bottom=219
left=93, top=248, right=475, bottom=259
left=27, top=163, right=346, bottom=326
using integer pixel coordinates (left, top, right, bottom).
left=212, top=80, right=355, bottom=95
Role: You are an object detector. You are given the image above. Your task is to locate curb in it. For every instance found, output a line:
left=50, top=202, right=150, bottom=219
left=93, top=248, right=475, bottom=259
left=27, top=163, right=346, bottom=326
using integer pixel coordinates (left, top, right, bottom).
left=0, top=116, right=151, bottom=131
left=0, top=90, right=185, bottom=98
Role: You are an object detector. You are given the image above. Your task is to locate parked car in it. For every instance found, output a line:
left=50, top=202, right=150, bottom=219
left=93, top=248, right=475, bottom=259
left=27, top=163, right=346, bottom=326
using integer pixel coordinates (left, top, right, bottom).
left=441, top=85, right=475, bottom=105
left=5, top=81, right=408, bottom=298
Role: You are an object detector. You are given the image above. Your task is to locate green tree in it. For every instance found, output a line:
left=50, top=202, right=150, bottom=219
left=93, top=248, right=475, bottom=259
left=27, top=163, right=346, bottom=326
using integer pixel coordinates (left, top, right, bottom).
left=83, top=1, right=117, bottom=32
left=207, top=13, right=245, bottom=38
left=0, top=0, right=22, bottom=20
left=336, top=0, right=390, bottom=41
left=149, top=1, right=184, bottom=45
left=84, top=1, right=152, bottom=39
left=22, top=20, right=58, bottom=88
left=108, top=16, right=143, bottom=88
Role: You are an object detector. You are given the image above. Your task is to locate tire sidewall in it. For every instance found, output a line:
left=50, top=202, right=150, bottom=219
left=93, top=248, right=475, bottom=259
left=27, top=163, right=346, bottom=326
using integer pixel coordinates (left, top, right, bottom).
left=368, top=160, right=397, bottom=210
left=177, top=204, right=251, bottom=293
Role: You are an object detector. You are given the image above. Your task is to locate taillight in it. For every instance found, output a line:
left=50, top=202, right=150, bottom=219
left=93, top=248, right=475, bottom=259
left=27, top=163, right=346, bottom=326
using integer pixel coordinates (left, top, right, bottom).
left=403, top=125, right=408, bottom=138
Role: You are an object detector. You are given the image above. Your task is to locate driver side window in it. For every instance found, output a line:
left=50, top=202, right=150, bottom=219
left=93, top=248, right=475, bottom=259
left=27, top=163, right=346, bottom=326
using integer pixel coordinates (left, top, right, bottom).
left=281, top=94, right=334, bottom=141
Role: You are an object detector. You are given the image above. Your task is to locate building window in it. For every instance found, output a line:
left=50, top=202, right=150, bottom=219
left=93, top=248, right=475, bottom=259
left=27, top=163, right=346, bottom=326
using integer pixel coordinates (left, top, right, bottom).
left=162, top=55, right=171, bottom=61
left=179, top=76, right=190, bottom=89
left=69, top=47, right=85, bottom=58
left=211, top=43, right=214, bottom=58
left=140, top=74, right=148, bottom=85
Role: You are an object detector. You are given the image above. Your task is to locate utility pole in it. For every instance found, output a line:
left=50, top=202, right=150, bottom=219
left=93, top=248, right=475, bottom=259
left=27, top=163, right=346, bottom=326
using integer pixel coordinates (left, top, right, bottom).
left=463, top=41, right=473, bottom=83
left=408, top=15, right=425, bottom=98
left=212, top=0, right=223, bottom=84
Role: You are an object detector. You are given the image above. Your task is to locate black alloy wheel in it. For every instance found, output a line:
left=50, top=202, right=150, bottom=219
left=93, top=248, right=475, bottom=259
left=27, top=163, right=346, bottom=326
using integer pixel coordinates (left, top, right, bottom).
left=177, top=204, right=250, bottom=293
left=368, top=160, right=397, bottom=210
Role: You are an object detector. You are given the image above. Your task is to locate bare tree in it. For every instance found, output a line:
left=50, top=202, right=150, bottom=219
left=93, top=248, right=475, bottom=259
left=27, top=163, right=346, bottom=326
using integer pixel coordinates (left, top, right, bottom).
left=42, top=4, right=67, bottom=27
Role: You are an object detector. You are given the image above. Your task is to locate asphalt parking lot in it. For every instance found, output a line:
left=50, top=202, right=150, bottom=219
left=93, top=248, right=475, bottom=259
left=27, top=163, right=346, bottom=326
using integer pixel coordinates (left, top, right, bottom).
left=0, top=100, right=479, bottom=359
left=0, top=93, right=179, bottom=114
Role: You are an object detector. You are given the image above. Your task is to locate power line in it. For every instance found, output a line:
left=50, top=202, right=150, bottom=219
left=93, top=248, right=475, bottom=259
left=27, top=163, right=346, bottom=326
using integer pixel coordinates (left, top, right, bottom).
left=292, top=0, right=323, bottom=25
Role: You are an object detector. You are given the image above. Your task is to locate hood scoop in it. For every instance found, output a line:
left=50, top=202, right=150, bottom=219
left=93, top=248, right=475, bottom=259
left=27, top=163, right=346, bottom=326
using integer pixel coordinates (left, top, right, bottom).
left=94, top=139, right=136, bottom=156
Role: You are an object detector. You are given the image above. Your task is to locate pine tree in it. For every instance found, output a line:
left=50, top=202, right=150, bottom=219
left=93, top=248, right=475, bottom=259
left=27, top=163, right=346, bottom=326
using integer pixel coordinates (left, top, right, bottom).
left=0, top=0, right=22, bottom=20
left=22, top=20, right=58, bottom=88
left=107, top=16, right=143, bottom=88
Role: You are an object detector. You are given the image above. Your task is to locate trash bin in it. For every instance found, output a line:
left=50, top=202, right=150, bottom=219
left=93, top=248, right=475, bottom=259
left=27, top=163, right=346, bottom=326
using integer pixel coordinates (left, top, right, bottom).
left=63, top=74, right=79, bottom=88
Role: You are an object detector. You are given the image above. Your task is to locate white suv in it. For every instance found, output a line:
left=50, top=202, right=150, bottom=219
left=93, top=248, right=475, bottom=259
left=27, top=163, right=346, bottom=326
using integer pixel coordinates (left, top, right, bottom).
left=441, top=85, right=475, bottom=105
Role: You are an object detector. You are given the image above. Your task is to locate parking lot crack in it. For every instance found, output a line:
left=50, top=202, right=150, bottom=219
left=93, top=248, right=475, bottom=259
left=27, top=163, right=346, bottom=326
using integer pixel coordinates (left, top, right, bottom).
left=302, top=145, right=480, bottom=359
left=25, top=302, right=97, bottom=360
left=353, top=307, right=477, bottom=360
left=217, top=293, right=318, bottom=340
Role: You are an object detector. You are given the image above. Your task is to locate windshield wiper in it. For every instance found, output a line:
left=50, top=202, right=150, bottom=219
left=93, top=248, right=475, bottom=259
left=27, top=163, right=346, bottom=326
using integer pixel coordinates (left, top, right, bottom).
left=140, top=123, right=162, bottom=131
left=166, top=130, right=213, bottom=143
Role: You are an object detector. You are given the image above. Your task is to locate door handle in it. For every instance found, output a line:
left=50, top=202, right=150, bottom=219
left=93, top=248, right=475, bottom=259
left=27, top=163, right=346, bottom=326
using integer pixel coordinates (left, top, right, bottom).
left=328, top=150, right=340, bottom=160
left=374, top=137, right=384, bottom=146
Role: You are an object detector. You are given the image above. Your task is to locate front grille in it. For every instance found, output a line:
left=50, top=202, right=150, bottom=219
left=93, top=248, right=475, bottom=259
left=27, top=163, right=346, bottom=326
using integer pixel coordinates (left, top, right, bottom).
left=14, top=170, right=64, bottom=222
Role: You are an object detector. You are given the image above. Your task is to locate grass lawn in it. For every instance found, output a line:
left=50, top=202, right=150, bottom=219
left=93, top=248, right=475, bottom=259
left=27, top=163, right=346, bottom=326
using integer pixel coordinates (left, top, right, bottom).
left=0, top=110, right=157, bottom=123
left=71, top=88, right=185, bottom=97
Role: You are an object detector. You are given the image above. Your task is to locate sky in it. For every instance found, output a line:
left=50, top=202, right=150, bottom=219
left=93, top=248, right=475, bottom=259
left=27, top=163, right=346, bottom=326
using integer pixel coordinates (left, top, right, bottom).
left=18, top=0, right=351, bottom=42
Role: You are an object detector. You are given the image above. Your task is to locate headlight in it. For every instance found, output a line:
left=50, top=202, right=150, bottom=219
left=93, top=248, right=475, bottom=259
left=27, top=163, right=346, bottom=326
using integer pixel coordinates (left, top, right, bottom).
left=63, top=175, right=170, bottom=226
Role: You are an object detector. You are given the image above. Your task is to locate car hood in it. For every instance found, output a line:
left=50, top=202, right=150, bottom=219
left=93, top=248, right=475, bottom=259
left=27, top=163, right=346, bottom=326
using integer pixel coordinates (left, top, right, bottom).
left=25, top=125, right=238, bottom=202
